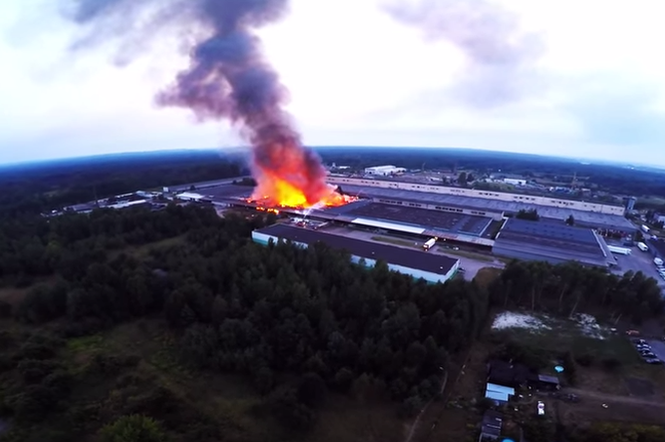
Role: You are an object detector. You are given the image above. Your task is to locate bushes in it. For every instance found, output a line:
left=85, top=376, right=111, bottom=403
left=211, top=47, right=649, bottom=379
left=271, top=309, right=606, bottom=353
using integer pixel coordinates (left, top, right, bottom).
left=562, top=351, right=577, bottom=386
left=575, top=353, right=595, bottom=367
left=100, top=415, right=168, bottom=442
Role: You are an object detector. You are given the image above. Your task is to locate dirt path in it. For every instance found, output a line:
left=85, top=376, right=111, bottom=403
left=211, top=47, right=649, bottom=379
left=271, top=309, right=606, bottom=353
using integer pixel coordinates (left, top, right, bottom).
left=563, top=388, right=665, bottom=407
left=403, top=371, right=448, bottom=442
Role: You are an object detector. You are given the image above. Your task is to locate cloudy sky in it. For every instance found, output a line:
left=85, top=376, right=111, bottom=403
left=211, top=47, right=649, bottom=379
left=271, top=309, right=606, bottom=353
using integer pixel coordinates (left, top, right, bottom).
left=1, top=0, right=664, bottom=165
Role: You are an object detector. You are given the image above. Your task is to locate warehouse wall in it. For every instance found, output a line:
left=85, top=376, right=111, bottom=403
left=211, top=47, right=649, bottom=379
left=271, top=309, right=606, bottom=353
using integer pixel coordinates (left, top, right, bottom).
left=327, top=177, right=624, bottom=215
left=251, top=232, right=459, bottom=284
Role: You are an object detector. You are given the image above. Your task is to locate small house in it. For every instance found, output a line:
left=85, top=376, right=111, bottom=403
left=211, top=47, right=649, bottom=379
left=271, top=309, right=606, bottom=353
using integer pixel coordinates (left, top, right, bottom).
left=479, top=410, right=503, bottom=441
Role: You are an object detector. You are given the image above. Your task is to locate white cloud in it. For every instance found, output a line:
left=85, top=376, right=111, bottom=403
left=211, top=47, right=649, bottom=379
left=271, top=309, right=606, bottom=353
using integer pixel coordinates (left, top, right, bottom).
left=0, top=0, right=664, bottom=165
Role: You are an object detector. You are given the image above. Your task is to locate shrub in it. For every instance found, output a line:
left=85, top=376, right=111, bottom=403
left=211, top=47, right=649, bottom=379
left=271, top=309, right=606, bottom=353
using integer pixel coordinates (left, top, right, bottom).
left=575, top=353, right=595, bottom=367
left=100, top=414, right=168, bottom=442
left=601, top=357, right=622, bottom=371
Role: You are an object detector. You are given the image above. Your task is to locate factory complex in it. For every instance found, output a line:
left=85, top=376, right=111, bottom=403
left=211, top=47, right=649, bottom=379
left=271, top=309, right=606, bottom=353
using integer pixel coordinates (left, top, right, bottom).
left=181, top=174, right=626, bottom=276
left=58, top=170, right=638, bottom=284
left=326, top=177, right=634, bottom=232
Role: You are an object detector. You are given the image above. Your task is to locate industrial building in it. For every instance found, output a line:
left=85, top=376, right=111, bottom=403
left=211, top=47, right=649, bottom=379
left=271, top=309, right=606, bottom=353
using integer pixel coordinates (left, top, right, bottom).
left=492, top=218, right=616, bottom=267
left=328, top=176, right=635, bottom=232
left=324, top=200, right=497, bottom=246
left=364, top=165, right=407, bottom=176
left=252, top=224, right=460, bottom=284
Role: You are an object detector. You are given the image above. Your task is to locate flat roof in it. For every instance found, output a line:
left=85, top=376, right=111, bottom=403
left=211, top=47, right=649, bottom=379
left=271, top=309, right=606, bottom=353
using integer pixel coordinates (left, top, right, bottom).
left=537, top=375, right=560, bottom=384
left=494, top=218, right=614, bottom=266
left=341, top=202, right=493, bottom=237
left=486, top=383, right=516, bottom=396
left=255, top=224, right=459, bottom=275
left=485, top=390, right=510, bottom=403
left=501, top=218, right=599, bottom=245
left=338, top=184, right=635, bottom=230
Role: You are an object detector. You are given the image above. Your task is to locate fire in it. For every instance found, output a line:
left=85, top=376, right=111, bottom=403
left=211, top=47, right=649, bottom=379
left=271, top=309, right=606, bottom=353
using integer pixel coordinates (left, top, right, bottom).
left=249, top=175, right=356, bottom=209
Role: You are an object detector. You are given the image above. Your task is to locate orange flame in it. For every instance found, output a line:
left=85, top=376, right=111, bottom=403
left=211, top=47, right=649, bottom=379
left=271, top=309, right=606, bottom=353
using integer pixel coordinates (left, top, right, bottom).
left=250, top=175, right=355, bottom=209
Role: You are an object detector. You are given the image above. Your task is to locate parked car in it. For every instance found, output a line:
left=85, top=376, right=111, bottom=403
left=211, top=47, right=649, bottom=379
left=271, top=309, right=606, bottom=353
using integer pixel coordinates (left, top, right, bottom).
left=626, top=330, right=640, bottom=336
left=644, top=358, right=662, bottom=364
left=640, top=352, right=656, bottom=358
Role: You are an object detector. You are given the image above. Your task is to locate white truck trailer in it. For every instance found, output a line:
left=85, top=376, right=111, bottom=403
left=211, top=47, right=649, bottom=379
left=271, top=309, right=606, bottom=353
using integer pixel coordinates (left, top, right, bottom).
left=423, top=237, right=437, bottom=251
left=608, top=245, right=632, bottom=255
left=637, top=242, right=649, bottom=252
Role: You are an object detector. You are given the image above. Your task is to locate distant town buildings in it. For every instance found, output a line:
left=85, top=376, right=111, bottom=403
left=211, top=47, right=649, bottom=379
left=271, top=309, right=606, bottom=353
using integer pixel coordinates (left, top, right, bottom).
left=626, top=196, right=637, bottom=212
left=364, top=165, right=407, bottom=176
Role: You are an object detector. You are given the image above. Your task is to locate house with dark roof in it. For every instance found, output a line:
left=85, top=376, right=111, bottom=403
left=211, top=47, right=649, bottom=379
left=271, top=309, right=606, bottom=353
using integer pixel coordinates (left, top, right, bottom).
left=486, top=360, right=534, bottom=388
left=528, top=374, right=560, bottom=391
left=479, top=410, right=503, bottom=441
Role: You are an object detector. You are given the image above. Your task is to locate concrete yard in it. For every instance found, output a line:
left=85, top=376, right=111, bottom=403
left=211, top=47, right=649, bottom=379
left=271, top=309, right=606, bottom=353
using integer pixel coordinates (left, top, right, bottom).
left=645, top=339, right=665, bottom=362
left=319, top=225, right=503, bottom=280
left=612, top=249, right=665, bottom=288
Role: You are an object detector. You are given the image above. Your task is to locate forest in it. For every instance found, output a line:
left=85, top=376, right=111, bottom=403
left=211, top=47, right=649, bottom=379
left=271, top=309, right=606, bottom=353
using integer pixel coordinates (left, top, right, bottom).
left=0, top=150, right=246, bottom=218
left=0, top=203, right=490, bottom=441
left=491, top=260, right=664, bottom=323
left=0, top=201, right=663, bottom=441
left=1, top=152, right=664, bottom=441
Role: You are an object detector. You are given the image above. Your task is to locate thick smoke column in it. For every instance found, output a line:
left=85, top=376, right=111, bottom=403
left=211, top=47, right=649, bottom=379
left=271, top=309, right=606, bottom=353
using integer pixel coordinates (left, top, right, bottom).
left=67, top=0, right=332, bottom=206
left=384, top=0, right=544, bottom=107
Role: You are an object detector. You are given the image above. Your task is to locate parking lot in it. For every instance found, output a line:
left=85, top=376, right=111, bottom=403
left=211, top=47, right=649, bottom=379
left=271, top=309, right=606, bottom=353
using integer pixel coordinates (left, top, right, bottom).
left=612, top=249, right=665, bottom=288
left=646, top=339, right=665, bottom=362
left=319, top=225, right=503, bottom=280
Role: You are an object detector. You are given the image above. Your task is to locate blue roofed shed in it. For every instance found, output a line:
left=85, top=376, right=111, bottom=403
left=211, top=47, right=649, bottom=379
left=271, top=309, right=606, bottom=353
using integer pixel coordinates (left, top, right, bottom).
left=485, top=383, right=515, bottom=405
left=486, top=383, right=515, bottom=396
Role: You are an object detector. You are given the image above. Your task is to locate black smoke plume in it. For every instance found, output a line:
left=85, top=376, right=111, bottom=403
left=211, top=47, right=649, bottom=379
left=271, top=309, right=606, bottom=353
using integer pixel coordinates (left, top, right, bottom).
left=66, top=0, right=333, bottom=205
left=384, top=0, right=544, bottom=107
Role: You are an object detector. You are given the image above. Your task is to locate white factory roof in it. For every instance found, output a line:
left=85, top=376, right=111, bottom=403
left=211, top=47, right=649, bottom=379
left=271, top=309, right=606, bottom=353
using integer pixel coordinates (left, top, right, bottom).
left=176, top=191, right=206, bottom=200
left=365, top=165, right=402, bottom=171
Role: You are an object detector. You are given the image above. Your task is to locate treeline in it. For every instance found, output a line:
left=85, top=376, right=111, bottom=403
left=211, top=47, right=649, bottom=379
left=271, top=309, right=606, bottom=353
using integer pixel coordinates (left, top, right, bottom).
left=2, top=205, right=489, bottom=436
left=0, top=151, right=245, bottom=218
left=317, top=147, right=665, bottom=197
left=491, top=260, right=664, bottom=322
left=572, top=422, right=665, bottom=442
left=0, top=204, right=251, bottom=287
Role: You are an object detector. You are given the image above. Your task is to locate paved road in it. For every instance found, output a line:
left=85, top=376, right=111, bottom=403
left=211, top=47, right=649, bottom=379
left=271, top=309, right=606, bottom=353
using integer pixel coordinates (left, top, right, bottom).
left=612, top=250, right=665, bottom=289
left=563, top=388, right=665, bottom=407
left=646, top=339, right=665, bottom=362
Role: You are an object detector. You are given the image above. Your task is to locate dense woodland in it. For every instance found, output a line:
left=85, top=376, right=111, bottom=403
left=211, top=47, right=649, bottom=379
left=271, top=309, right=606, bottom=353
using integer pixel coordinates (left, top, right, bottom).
left=1, top=153, right=664, bottom=441
left=0, top=151, right=245, bottom=218
left=492, top=260, right=664, bottom=323
left=0, top=204, right=490, bottom=440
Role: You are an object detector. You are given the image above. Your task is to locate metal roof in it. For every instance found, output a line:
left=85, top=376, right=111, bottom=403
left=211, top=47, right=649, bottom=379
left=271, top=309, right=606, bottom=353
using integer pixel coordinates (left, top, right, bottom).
left=350, top=217, right=426, bottom=235
left=337, top=184, right=635, bottom=230
left=486, top=383, right=516, bottom=396
left=537, top=375, right=560, bottom=384
left=485, top=391, right=510, bottom=403
left=254, top=224, right=459, bottom=276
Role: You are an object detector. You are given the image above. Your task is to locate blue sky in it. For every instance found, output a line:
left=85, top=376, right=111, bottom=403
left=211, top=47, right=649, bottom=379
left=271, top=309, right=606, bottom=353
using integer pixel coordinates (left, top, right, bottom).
left=1, top=0, right=664, bottom=166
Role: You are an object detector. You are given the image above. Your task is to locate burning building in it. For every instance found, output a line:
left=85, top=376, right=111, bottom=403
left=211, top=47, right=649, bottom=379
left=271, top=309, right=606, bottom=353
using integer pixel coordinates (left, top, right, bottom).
left=66, top=0, right=349, bottom=210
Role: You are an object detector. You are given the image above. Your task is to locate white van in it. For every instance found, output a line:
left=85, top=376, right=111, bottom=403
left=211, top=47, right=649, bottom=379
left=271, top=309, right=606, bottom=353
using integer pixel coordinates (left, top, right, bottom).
left=637, top=242, right=649, bottom=252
